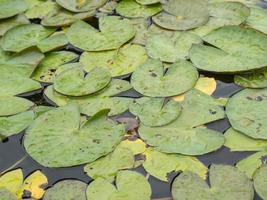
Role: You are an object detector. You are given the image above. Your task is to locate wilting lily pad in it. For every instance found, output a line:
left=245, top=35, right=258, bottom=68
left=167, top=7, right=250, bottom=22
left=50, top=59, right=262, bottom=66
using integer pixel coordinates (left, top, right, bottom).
left=226, top=88, right=267, bottom=139
left=131, top=59, right=198, bottom=97
left=0, top=188, right=17, bottom=200
left=143, top=148, right=207, bottom=181
left=24, top=104, right=125, bottom=167
left=80, top=44, right=148, bottom=77
left=54, top=67, right=111, bottom=96
left=0, top=14, right=29, bottom=36
left=235, top=69, right=267, bottom=88
left=171, top=164, right=254, bottom=200
left=224, top=128, right=267, bottom=152
left=0, top=0, right=28, bottom=19
left=45, top=79, right=132, bottom=116
left=116, top=0, right=161, bottom=18
left=37, top=32, right=68, bottom=53
left=31, top=51, right=79, bottom=83
left=25, top=0, right=58, bottom=19
left=43, top=180, right=87, bottom=200
left=146, top=32, right=202, bottom=62
left=84, top=146, right=134, bottom=181
left=190, top=26, right=267, bottom=73
left=86, top=170, right=151, bottom=200
left=246, top=7, right=267, bottom=34
left=236, top=151, right=267, bottom=179
left=152, top=0, right=209, bottom=31
left=139, top=89, right=225, bottom=155
left=67, top=17, right=135, bottom=51
left=0, top=111, right=34, bottom=141
left=129, top=97, right=181, bottom=126
left=1, top=24, right=55, bottom=52
left=0, top=96, right=34, bottom=116
left=253, top=164, right=267, bottom=200
left=56, top=0, right=108, bottom=13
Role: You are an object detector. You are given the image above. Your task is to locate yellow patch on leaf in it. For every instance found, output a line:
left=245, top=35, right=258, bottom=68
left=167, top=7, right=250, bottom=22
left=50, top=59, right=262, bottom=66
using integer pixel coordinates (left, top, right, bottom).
left=118, top=139, right=147, bottom=155
left=0, top=169, right=23, bottom=194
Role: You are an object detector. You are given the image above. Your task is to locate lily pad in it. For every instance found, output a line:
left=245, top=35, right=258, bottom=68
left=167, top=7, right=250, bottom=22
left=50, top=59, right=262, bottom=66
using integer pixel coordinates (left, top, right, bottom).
left=54, top=67, right=111, bottom=96
left=0, top=188, right=17, bottom=200
left=246, top=7, right=267, bottom=34
left=116, top=0, right=161, bottom=18
left=171, top=164, right=254, bottom=200
left=253, top=164, right=267, bottom=200
left=31, top=51, right=79, bottom=83
left=0, top=169, right=23, bottom=194
left=0, top=96, right=34, bottom=116
left=236, top=151, right=267, bottom=179
left=129, top=97, right=181, bottom=126
left=235, top=69, right=267, bottom=88
left=80, top=44, right=148, bottom=77
left=135, top=0, right=160, bottom=5
left=44, top=79, right=133, bottom=116
left=224, top=128, right=267, bottom=152
left=226, top=88, right=267, bottom=139
left=143, top=148, right=207, bottom=181
left=37, top=32, right=68, bottom=53
left=25, top=0, right=58, bottom=19
left=130, top=18, right=150, bottom=45
left=131, top=59, right=198, bottom=97
left=190, top=26, right=267, bottom=73
left=0, top=14, right=29, bottom=36
left=67, top=17, right=135, bottom=51
left=146, top=31, right=202, bottom=62
left=1, top=24, right=56, bottom=52
left=0, top=0, right=28, bottom=19
left=139, top=89, right=225, bottom=155
left=86, top=170, right=151, bottom=200
left=24, top=104, right=125, bottom=167
left=56, top=0, right=108, bottom=13
left=43, top=180, right=87, bottom=200
left=152, top=0, right=209, bottom=31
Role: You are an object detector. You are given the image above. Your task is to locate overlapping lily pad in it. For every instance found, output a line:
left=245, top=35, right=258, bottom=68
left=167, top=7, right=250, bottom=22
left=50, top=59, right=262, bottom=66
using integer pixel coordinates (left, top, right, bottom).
left=190, top=26, right=267, bottom=73
left=226, top=88, right=267, bottom=139
left=37, top=32, right=68, bottom=53
left=24, top=104, right=125, bottom=167
left=0, top=188, right=17, bottom=200
left=67, top=16, right=135, bottom=51
left=54, top=67, right=111, bottom=96
left=235, top=69, right=267, bottom=88
left=80, top=44, right=148, bottom=77
left=1, top=24, right=55, bottom=52
left=246, top=7, right=267, bottom=34
left=0, top=14, right=29, bottom=36
left=152, top=0, right=209, bottom=31
left=171, top=164, right=254, bottom=200
left=25, top=0, right=58, bottom=19
left=253, top=164, right=267, bottom=200
left=135, top=0, right=160, bottom=5
left=0, top=0, right=28, bottom=19
left=131, top=59, right=198, bottom=97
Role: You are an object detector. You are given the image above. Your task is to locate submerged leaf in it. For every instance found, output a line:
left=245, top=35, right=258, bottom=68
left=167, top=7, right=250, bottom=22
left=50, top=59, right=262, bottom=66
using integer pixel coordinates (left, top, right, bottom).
left=235, top=69, right=267, bottom=88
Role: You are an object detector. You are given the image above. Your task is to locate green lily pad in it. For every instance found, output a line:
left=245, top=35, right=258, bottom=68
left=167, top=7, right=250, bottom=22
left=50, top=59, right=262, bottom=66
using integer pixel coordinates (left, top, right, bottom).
left=80, top=44, right=148, bottom=77
left=67, top=17, right=135, bottom=51
left=226, top=88, right=267, bottom=139
left=0, top=111, right=34, bottom=141
left=41, top=8, right=95, bottom=27
left=0, top=188, right=17, bottom=200
left=24, top=104, right=125, bottom=167
left=190, top=26, right=267, bottom=73
left=0, top=0, right=28, bottom=19
left=235, top=69, right=267, bottom=88
left=253, top=164, right=267, bottom=200
left=192, top=1, right=250, bottom=37
left=172, top=164, right=254, bottom=200
left=43, top=180, right=87, bottom=200
left=0, top=64, right=41, bottom=96
left=33, top=106, right=54, bottom=118
left=84, top=146, right=134, bottom=181
left=236, top=151, right=267, bottom=179
left=152, top=0, right=209, bottom=31
left=0, top=14, right=29, bottom=36
left=129, top=97, right=181, bottom=126
left=135, top=0, right=160, bottom=5
left=224, top=128, right=267, bottom=152
left=0, top=96, right=34, bottom=116
left=116, top=0, right=161, bottom=18
left=25, top=0, right=58, bottom=19
left=143, top=148, right=207, bottom=181
left=56, top=0, right=108, bottom=13
left=146, top=32, right=202, bottom=62
left=131, top=59, right=198, bottom=97
left=246, top=7, right=267, bottom=34
left=139, top=89, right=225, bottom=155
left=31, top=51, right=79, bottom=83
left=55, top=62, right=82, bottom=77
left=86, top=170, right=151, bottom=200
left=1, top=24, right=56, bottom=52
left=130, top=18, right=150, bottom=45
left=37, top=32, right=69, bottom=53
left=54, top=67, right=111, bottom=96
left=44, top=79, right=133, bottom=116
